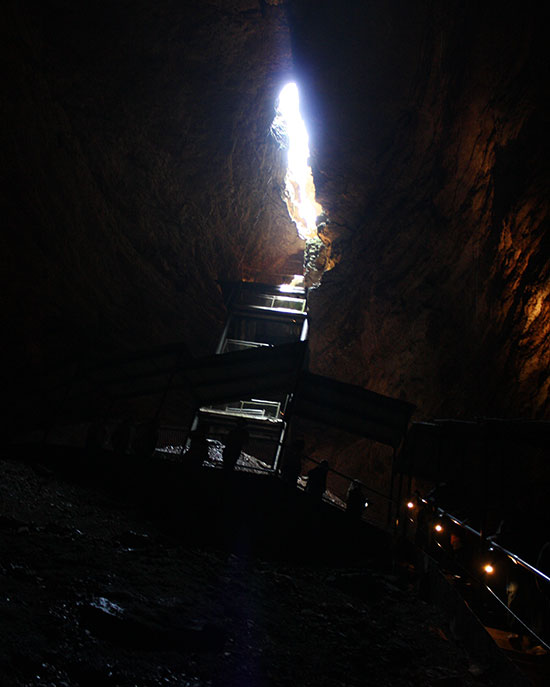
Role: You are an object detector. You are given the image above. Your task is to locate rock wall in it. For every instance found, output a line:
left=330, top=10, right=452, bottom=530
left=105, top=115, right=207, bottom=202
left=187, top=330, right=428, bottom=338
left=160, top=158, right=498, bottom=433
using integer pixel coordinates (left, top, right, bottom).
left=3, top=0, right=301, bottom=408
left=4, top=0, right=550, bottom=432
left=288, top=0, right=550, bottom=420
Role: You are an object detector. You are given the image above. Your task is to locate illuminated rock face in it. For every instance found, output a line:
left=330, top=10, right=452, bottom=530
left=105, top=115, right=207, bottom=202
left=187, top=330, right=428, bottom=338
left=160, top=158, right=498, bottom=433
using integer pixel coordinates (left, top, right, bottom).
left=4, top=0, right=550, bottom=426
left=288, top=0, right=550, bottom=419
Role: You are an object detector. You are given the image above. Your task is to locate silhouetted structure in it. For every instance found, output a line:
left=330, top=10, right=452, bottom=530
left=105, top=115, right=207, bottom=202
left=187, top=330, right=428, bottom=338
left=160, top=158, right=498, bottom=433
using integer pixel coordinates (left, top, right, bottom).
left=346, top=480, right=367, bottom=519
left=111, top=418, right=135, bottom=456
left=222, top=419, right=249, bottom=472
left=305, top=460, right=329, bottom=501
left=134, top=419, right=159, bottom=462
left=280, top=438, right=307, bottom=487
left=187, top=425, right=209, bottom=470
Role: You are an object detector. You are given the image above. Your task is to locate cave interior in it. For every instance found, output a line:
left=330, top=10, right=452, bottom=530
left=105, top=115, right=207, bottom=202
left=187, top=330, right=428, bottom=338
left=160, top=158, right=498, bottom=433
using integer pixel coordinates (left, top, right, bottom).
left=3, top=1, right=550, bottom=681
left=5, top=0, right=550, bottom=525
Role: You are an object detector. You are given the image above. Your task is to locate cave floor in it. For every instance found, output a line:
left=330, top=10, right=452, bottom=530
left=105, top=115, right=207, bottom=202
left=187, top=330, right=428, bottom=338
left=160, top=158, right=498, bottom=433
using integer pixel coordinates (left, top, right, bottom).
left=0, top=453, right=519, bottom=687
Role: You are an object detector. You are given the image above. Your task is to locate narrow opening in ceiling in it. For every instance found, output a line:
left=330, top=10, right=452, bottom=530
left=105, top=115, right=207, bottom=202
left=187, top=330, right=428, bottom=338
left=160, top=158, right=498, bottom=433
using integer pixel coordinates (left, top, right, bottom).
left=272, top=82, right=323, bottom=241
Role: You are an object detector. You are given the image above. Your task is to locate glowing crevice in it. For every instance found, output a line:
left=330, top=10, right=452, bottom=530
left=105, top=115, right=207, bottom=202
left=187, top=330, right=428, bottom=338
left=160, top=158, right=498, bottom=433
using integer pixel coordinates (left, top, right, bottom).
left=274, top=83, right=323, bottom=240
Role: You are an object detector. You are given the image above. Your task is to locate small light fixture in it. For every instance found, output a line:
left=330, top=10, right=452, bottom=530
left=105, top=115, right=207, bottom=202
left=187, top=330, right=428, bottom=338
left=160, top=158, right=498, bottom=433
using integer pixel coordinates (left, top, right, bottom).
left=406, top=501, right=414, bottom=510
left=434, top=523, right=444, bottom=533
left=483, top=563, right=494, bottom=575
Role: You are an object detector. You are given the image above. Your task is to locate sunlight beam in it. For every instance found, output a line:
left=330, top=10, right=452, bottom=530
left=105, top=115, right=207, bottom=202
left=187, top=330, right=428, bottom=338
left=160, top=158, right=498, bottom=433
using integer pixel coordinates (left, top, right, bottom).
left=275, top=83, right=323, bottom=240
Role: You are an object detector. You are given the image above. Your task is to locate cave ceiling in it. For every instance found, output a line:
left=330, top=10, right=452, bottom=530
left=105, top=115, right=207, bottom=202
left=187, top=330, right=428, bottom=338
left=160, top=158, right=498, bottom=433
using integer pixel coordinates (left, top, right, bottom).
left=3, top=0, right=550, bottom=425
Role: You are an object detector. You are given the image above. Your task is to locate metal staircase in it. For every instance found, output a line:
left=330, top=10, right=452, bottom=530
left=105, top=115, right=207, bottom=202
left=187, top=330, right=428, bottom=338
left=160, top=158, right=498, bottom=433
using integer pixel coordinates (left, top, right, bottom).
left=198, top=280, right=309, bottom=469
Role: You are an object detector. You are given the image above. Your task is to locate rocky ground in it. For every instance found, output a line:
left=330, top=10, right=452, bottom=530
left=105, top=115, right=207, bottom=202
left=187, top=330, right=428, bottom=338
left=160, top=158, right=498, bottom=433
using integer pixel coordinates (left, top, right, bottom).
left=0, top=451, right=527, bottom=687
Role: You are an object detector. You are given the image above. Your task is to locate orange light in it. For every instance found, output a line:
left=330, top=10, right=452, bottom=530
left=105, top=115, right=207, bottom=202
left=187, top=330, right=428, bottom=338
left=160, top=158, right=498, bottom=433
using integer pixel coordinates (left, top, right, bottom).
left=483, top=564, right=494, bottom=575
left=406, top=501, right=414, bottom=509
left=434, top=523, right=443, bottom=533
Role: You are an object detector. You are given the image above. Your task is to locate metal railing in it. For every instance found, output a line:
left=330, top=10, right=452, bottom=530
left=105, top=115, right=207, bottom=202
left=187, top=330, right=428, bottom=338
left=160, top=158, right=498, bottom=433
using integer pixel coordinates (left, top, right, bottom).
left=221, top=339, right=271, bottom=353
left=201, top=398, right=284, bottom=422
left=256, top=293, right=307, bottom=313
left=290, top=455, right=396, bottom=531
left=154, top=426, right=397, bottom=529
left=406, top=497, right=550, bottom=652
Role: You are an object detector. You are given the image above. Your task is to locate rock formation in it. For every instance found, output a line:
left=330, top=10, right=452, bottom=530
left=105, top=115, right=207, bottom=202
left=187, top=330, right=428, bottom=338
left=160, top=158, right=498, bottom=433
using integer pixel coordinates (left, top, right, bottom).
left=3, top=0, right=301, bottom=401
left=3, top=0, right=550, bottom=435
left=289, top=0, right=550, bottom=420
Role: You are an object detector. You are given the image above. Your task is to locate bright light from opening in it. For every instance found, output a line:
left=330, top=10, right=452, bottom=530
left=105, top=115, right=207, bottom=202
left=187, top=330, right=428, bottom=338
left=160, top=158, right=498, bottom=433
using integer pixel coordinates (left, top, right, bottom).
left=278, top=277, right=304, bottom=292
left=275, top=83, right=323, bottom=240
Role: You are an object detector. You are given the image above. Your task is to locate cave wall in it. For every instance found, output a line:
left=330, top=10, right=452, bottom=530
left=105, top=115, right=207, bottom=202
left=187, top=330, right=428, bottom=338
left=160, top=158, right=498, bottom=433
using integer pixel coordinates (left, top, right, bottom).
left=288, top=0, right=550, bottom=420
left=4, top=0, right=550, bottom=437
left=2, top=0, right=301, bottom=407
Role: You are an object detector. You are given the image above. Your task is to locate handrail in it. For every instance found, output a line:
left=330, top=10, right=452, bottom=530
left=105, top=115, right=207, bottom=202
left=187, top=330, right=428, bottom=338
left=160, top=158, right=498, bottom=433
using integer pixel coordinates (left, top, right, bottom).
left=484, top=586, right=550, bottom=652
left=431, top=504, right=550, bottom=585
left=414, top=498, right=550, bottom=650
left=303, top=454, right=396, bottom=504
left=163, top=427, right=396, bottom=512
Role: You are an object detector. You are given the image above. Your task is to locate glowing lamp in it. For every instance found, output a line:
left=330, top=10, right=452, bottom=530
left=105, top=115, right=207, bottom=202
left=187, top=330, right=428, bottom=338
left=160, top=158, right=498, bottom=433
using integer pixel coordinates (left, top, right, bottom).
left=406, top=501, right=415, bottom=510
left=434, top=523, right=443, bottom=533
left=483, top=564, right=494, bottom=575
